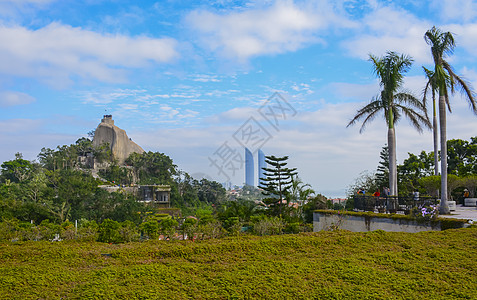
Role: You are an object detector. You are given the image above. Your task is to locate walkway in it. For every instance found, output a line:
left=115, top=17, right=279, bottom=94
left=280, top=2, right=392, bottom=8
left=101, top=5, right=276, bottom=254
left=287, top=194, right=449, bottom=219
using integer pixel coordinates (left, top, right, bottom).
left=440, top=205, right=477, bottom=223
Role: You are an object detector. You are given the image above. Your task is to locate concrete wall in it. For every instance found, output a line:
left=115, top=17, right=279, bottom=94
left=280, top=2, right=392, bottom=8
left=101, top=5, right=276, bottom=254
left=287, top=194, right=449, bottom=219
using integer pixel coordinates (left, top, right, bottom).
left=313, top=212, right=442, bottom=233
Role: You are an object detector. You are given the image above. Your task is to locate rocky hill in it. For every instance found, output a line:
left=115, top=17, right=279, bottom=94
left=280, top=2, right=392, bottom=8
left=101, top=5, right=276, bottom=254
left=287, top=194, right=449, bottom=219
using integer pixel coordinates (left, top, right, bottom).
left=92, top=115, right=144, bottom=164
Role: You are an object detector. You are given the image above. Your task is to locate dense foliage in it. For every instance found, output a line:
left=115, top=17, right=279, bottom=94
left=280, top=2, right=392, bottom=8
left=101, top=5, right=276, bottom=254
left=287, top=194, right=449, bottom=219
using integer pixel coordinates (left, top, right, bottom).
left=349, top=136, right=477, bottom=203
left=0, top=139, right=226, bottom=226
left=0, top=228, right=476, bottom=299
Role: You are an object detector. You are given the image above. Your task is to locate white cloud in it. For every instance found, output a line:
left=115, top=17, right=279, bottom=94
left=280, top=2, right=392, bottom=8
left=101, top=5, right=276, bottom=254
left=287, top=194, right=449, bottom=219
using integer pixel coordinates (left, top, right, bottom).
left=327, top=81, right=379, bottom=101
left=190, top=74, right=221, bottom=82
left=118, top=103, right=138, bottom=110
left=0, top=118, right=79, bottom=163
left=341, top=5, right=432, bottom=63
left=81, top=89, right=146, bottom=105
left=431, top=0, right=477, bottom=22
left=446, top=24, right=477, bottom=60
left=0, top=90, right=35, bottom=107
left=186, top=1, right=350, bottom=61
left=0, top=23, right=178, bottom=87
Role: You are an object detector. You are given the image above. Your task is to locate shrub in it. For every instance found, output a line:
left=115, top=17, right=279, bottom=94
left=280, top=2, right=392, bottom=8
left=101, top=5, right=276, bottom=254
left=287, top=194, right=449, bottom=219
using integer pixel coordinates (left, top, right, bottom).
left=0, top=218, right=20, bottom=241
left=119, top=220, right=140, bottom=242
left=77, top=219, right=98, bottom=241
left=159, top=218, right=178, bottom=240
left=197, top=220, right=225, bottom=240
left=60, top=221, right=76, bottom=240
left=284, top=222, right=300, bottom=234
left=97, top=219, right=121, bottom=243
left=410, top=205, right=439, bottom=223
left=140, top=220, right=160, bottom=240
left=181, top=217, right=197, bottom=240
left=253, top=217, right=286, bottom=236
left=38, top=219, right=62, bottom=241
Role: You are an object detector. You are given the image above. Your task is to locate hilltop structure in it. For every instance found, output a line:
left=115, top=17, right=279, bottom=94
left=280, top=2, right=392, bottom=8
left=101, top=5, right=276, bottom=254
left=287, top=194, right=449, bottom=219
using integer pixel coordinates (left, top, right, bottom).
left=92, top=115, right=145, bottom=165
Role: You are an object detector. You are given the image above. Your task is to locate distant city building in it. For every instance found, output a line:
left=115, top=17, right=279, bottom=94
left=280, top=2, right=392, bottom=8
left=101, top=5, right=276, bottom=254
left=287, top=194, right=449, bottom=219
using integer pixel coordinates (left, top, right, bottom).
left=258, top=149, right=266, bottom=187
left=245, top=148, right=254, bottom=186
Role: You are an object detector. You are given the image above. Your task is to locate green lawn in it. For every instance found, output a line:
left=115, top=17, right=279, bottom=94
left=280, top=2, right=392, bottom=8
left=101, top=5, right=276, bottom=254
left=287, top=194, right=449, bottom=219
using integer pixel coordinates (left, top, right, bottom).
left=1, top=228, right=476, bottom=299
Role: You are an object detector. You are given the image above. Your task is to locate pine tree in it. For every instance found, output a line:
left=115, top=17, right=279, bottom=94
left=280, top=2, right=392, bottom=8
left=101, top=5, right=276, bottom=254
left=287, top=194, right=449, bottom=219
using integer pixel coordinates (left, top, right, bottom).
left=375, top=145, right=389, bottom=190
left=258, top=155, right=297, bottom=217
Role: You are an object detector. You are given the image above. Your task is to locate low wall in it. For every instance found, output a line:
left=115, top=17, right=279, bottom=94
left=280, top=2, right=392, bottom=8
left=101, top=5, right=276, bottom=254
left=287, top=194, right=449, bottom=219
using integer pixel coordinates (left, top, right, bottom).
left=313, top=211, right=466, bottom=233
left=464, top=198, right=477, bottom=207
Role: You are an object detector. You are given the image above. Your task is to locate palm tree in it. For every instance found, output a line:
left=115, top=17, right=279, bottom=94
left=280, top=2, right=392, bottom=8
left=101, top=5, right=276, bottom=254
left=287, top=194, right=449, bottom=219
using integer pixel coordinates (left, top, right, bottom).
left=422, top=67, right=441, bottom=177
left=347, top=51, right=431, bottom=196
left=424, top=26, right=477, bottom=214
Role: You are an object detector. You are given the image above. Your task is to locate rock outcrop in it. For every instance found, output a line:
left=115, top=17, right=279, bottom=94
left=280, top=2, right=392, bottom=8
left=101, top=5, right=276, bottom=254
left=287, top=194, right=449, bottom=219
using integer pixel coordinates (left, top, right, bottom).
left=92, top=115, right=144, bottom=164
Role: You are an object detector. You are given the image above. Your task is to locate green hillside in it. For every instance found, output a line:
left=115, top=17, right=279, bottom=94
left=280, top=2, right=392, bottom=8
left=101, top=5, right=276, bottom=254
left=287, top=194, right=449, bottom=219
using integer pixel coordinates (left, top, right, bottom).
left=1, top=228, right=476, bottom=299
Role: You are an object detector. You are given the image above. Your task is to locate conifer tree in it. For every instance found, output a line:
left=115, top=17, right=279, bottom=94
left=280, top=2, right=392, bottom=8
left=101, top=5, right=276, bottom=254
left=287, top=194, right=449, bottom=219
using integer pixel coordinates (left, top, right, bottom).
left=258, top=155, right=297, bottom=217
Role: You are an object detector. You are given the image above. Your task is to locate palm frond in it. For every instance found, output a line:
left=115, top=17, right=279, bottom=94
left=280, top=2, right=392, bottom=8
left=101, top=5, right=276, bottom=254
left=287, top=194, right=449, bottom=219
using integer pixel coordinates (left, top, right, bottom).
left=346, top=98, right=383, bottom=129
left=442, top=61, right=477, bottom=113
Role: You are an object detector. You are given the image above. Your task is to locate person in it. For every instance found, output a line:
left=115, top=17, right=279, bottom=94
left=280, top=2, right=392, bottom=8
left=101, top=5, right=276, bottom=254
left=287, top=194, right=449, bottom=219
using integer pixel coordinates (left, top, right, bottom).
left=413, top=190, right=419, bottom=201
left=373, top=190, right=380, bottom=197
left=463, top=189, right=469, bottom=198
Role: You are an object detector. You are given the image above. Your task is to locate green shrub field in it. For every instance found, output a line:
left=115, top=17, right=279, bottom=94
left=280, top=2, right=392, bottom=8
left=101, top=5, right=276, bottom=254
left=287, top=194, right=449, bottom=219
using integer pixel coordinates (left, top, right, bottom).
left=1, top=228, right=476, bottom=299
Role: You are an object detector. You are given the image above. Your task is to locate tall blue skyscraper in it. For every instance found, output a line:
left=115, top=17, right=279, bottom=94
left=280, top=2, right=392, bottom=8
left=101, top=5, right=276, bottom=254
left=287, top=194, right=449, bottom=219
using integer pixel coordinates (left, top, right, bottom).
left=245, top=148, right=254, bottom=186
left=258, top=149, right=267, bottom=186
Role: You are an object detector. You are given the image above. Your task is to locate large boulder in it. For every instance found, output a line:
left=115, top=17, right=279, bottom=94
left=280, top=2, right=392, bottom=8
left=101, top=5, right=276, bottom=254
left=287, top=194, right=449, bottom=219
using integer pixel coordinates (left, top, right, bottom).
left=92, top=115, right=144, bottom=164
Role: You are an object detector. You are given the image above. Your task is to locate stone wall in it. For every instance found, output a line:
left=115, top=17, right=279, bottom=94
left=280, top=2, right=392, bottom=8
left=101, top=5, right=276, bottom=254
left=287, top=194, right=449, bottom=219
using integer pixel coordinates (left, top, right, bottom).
left=313, top=212, right=459, bottom=233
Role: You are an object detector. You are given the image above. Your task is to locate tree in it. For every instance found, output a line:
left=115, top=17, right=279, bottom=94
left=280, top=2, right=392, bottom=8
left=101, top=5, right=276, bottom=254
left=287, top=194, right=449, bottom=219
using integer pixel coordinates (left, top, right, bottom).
left=1, top=155, right=34, bottom=183
left=423, top=66, right=440, bottom=176
left=347, top=51, right=431, bottom=196
left=447, top=138, right=477, bottom=176
left=159, top=218, right=178, bottom=240
left=346, top=170, right=378, bottom=197
left=288, top=176, right=315, bottom=203
left=424, top=26, right=477, bottom=214
left=97, top=219, right=121, bottom=243
left=398, top=151, right=434, bottom=195
left=259, top=155, right=297, bottom=217
left=375, top=145, right=390, bottom=190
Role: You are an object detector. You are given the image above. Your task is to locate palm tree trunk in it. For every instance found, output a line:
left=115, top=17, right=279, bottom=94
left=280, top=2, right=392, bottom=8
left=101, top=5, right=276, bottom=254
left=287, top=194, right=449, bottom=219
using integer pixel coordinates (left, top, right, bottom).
left=433, top=99, right=439, bottom=176
left=439, top=94, right=450, bottom=214
left=388, top=127, right=398, bottom=196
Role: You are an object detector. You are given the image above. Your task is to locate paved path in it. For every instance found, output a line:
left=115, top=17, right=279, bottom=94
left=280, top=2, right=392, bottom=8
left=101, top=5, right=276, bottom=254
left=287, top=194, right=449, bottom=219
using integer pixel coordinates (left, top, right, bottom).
left=439, top=205, right=477, bottom=223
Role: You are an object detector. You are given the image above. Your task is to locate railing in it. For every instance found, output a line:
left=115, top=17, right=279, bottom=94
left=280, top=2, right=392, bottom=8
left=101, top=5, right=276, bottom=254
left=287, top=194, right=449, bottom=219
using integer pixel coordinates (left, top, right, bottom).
left=352, top=195, right=439, bottom=214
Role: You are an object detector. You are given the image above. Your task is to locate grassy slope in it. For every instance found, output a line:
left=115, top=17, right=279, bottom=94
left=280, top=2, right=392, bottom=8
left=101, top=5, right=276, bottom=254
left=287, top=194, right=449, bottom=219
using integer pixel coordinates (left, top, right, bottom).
left=1, top=229, right=476, bottom=299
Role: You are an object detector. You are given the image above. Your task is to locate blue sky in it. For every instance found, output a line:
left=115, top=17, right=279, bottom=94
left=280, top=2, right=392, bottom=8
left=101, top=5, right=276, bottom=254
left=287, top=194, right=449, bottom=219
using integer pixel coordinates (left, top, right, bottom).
left=1, top=0, right=477, bottom=197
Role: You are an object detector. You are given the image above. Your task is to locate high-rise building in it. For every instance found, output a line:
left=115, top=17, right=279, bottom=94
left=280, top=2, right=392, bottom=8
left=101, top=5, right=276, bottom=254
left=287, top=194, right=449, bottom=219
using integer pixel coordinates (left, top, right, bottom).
left=258, top=149, right=267, bottom=187
left=245, top=148, right=254, bottom=186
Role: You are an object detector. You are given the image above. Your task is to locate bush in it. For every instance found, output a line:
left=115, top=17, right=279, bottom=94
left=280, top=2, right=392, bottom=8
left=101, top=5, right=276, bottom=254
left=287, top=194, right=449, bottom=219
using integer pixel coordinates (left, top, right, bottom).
left=97, top=219, right=121, bottom=243
left=181, top=217, right=197, bottom=240
left=253, top=217, right=286, bottom=236
left=140, top=220, right=160, bottom=240
left=60, top=221, right=76, bottom=240
left=0, top=218, right=20, bottom=241
left=119, top=220, right=140, bottom=242
left=197, top=220, right=225, bottom=240
left=77, top=219, right=98, bottom=241
left=284, top=222, right=300, bottom=234
left=38, top=219, right=62, bottom=241
left=159, top=218, right=178, bottom=240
